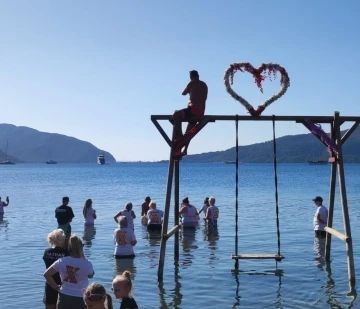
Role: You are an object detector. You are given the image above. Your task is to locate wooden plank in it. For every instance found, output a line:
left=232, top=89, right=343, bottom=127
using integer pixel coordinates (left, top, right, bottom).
left=151, top=114, right=360, bottom=123
left=341, top=121, right=360, bottom=145
left=232, top=254, right=284, bottom=260
left=325, top=227, right=348, bottom=242
left=157, top=128, right=176, bottom=281
left=165, top=225, right=180, bottom=239
left=151, top=119, right=172, bottom=147
left=325, top=121, right=337, bottom=261
left=174, top=160, right=180, bottom=259
left=334, top=111, right=356, bottom=288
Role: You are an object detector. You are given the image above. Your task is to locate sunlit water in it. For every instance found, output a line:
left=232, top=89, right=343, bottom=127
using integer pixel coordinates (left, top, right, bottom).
left=0, top=163, right=359, bottom=308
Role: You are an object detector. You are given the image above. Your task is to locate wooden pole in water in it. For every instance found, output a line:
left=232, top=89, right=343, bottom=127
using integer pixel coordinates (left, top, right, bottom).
left=158, top=128, right=176, bottom=281
left=334, top=111, right=356, bottom=288
left=325, top=120, right=336, bottom=261
left=174, top=159, right=180, bottom=260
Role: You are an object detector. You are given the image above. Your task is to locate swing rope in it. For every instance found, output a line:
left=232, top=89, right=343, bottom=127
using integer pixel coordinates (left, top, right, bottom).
left=235, top=115, right=239, bottom=269
left=272, top=115, right=281, bottom=257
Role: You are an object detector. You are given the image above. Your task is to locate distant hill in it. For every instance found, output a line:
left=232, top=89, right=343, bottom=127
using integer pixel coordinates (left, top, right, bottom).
left=0, top=124, right=116, bottom=163
left=178, top=128, right=360, bottom=163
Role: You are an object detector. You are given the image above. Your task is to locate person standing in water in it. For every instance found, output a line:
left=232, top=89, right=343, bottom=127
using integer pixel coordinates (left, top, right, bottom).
left=205, top=196, right=219, bottom=229
left=172, top=70, right=208, bottom=155
left=43, top=229, right=69, bottom=309
left=83, top=199, right=97, bottom=226
left=114, top=202, right=136, bottom=231
left=55, top=196, right=75, bottom=238
left=0, top=196, right=9, bottom=219
left=313, top=196, right=328, bottom=238
left=198, top=197, right=209, bottom=217
left=141, top=196, right=151, bottom=216
left=179, top=197, right=199, bottom=228
left=146, top=201, right=164, bottom=231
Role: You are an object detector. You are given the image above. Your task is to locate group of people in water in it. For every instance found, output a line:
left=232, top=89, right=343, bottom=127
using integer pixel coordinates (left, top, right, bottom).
left=41, top=194, right=219, bottom=309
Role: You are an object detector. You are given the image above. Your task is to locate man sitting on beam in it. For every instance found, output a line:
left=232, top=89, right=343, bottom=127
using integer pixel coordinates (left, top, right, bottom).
left=172, top=70, right=208, bottom=156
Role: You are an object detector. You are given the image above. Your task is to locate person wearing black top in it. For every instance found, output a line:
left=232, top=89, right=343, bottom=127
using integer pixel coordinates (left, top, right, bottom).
left=112, top=271, right=138, bottom=309
left=55, top=196, right=75, bottom=236
left=43, top=229, right=69, bottom=309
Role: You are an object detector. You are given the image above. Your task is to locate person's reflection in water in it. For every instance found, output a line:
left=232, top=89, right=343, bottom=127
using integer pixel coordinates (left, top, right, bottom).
left=180, top=227, right=198, bottom=268
left=204, top=227, right=219, bottom=267
left=146, top=230, right=161, bottom=267
left=82, top=225, right=96, bottom=247
left=314, top=235, right=326, bottom=267
left=114, top=258, right=136, bottom=279
left=0, top=214, right=9, bottom=240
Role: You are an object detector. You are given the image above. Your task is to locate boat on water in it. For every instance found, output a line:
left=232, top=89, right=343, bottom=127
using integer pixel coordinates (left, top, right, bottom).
left=224, top=161, right=242, bottom=164
left=45, top=159, right=57, bottom=165
left=308, top=160, right=328, bottom=165
left=97, top=154, right=105, bottom=165
left=0, top=140, right=15, bottom=165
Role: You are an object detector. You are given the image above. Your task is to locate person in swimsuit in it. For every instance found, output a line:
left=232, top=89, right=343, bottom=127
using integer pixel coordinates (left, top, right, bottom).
left=173, top=70, right=208, bottom=155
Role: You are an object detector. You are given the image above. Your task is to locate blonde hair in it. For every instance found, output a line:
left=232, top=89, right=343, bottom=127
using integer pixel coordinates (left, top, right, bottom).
left=47, top=229, right=66, bottom=247
left=209, top=196, right=216, bottom=205
left=68, top=235, right=85, bottom=258
left=119, top=216, right=128, bottom=228
left=83, top=199, right=93, bottom=219
left=83, top=282, right=113, bottom=309
left=113, top=270, right=132, bottom=293
left=149, top=201, right=157, bottom=209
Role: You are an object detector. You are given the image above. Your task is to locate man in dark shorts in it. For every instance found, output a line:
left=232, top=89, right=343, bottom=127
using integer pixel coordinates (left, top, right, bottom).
left=55, top=196, right=74, bottom=237
left=173, top=70, right=208, bottom=155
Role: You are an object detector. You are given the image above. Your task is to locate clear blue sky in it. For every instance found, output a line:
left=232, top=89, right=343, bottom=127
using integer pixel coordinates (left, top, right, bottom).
left=1, top=1, right=359, bottom=161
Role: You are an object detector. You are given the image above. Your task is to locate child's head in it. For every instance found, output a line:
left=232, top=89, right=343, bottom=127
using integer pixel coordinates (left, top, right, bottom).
left=112, top=270, right=133, bottom=299
left=83, top=282, right=113, bottom=309
left=118, top=216, right=128, bottom=228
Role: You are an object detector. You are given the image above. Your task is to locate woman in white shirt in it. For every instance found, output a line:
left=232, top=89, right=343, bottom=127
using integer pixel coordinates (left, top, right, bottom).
left=179, top=197, right=199, bottom=228
left=146, top=201, right=164, bottom=231
left=44, top=235, right=94, bottom=309
left=114, top=202, right=136, bottom=231
left=114, top=216, right=137, bottom=259
left=83, top=199, right=97, bottom=226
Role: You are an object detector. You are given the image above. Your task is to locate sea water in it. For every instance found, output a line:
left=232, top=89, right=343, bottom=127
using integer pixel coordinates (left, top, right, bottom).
left=0, top=162, right=359, bottom=308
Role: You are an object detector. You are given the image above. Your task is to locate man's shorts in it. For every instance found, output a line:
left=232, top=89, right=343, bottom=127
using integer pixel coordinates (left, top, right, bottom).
left=180, top=104, right=204, bottom=121
left=58, top=223, right=71, bottom=235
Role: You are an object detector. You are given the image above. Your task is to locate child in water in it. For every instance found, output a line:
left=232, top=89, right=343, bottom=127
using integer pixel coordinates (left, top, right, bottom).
left=112, top=271, right=138, bottom=309
left=83, top=282, right=113, bottom=309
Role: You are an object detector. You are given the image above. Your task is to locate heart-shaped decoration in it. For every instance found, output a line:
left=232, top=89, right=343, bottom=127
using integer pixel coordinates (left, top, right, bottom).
left=224, top=62, right=290, bottom=116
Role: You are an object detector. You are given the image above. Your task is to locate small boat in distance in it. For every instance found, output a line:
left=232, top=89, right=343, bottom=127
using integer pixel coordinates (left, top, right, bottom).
left=45, top=159, right=57, bottom=165
left=97, top=154, right=105, bottom=165
left=308, top=160, right=328, bottom=165
left=0, top=140, right=15, bottom=165
left=224, top=161, right=242, bottom=164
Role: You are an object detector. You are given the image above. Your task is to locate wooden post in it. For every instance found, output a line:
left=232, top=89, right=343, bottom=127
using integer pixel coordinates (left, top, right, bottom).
left=157, top=128, right=176, bottom=281
left=174, top=159, right=180, bottom=260
left=325, top=121, right=336, bottom=261
left=334, top=111, right=356, bottom=288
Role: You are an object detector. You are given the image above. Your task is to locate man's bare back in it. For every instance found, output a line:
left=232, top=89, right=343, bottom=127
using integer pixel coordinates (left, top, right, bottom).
left=182, top=80, right=208, bottom=116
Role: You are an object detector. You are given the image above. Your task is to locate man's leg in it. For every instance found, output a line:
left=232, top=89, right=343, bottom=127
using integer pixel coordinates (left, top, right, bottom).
left=181, top=122, right=197, bottom=155
left=173, top=108, right=191, bottom=140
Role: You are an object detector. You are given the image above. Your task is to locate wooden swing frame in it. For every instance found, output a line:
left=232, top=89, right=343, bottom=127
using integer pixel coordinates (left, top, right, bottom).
left=151, top=111, right=359, bottom=290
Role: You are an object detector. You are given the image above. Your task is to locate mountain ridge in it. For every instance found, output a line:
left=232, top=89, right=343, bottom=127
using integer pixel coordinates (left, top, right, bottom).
left=0, top=123, right=116, bottom=163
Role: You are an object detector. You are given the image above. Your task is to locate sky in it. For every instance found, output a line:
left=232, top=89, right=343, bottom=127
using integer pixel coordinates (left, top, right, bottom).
left=1, top=0, right=360, bottom=161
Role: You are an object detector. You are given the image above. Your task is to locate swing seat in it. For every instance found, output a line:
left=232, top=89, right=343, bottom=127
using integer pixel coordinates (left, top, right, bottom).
left=232, top=254, right=284, bottom=262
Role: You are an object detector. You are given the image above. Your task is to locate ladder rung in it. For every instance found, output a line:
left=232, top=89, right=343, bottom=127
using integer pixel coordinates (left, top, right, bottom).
left=232, top=254, right=284, bottom=261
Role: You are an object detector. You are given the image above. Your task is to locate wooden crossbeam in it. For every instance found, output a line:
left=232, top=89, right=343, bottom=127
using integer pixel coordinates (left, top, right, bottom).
left=164, top=225, right=180, bottom=239
left=232, top=254, right=284, bottom=261
left=341, top=121, right=360, bottom=145
left=151, top=118, right=172, bottom=147
left=325, top=227, right=349, bottom=242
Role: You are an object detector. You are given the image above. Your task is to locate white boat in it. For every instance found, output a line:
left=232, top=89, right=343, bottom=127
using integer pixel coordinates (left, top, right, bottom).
left=97, top=154, right=105, bottom=165
left=0, top=140, right=15, bottom=165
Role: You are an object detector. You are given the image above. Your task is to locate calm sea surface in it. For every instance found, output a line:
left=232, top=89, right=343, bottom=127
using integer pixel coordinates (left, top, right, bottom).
left=1, top=162, right=360, bottom=308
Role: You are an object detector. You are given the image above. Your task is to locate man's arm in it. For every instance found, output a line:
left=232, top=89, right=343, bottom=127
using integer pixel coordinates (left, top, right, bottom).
left=317, top=213, right=327, bottom=224
left=182, top=82, right=191, bottom=96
